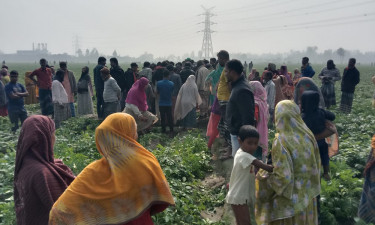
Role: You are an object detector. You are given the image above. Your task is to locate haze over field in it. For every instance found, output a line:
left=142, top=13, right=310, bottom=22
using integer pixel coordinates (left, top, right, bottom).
left=1, top=0, right=375, bottom=57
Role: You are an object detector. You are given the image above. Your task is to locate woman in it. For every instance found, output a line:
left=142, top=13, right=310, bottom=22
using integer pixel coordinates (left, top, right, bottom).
left=248, top=69, right=257, bottom=81
left=272, top=74, right=288, bottom=107
left=293, top=68, right=302, bottom=85
left=255, top=100, right=321, bottom=225
left=279, top=65, right=293, bottom=85
left=318, top=60, right=341, bottom=109
left=249, top=81, right=269, bottom=161
left=206, top=96, right=221, bottom=159
left=0, top=79, right=7, bottom=116
left=77, top=66, right=94, bottom=115
left=358, top=135, right=375, bottom=223
left=52, top=70, right=71, bottom=128
left=174, top=75, right=202, bottom=128
left=124, top=77, right=158, bottom=132
left=24, top=72, right=39, bottom=104
left=49, top=113, right=175, bottom=225
left=14, top=115, right=75, bottom=225
left=294, top=77, right=326, bottom=108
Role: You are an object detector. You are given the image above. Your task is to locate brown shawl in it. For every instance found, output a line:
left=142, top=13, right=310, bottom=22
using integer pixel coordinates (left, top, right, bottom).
left=14, top=115, right=75, bottom=225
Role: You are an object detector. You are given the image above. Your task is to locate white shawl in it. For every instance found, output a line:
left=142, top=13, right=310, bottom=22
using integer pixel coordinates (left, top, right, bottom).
left=174, top=75, right=202, bottom=123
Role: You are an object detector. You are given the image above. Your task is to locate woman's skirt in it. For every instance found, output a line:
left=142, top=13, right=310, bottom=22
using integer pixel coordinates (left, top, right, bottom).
left=124, top=107, right=158, bottom=132
left=321, top=82, right=336, bottom=108
left=0, top=105, right=8, bottom=117
left=54, top=103, right=71, bottom=127
left=183, top=108, right=197, bottom=128
left=77, top=92, right=94, bottom=115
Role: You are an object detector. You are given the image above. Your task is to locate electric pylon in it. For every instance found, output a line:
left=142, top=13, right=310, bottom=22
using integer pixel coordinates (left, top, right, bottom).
left=199, top=6, right=215, bottom=59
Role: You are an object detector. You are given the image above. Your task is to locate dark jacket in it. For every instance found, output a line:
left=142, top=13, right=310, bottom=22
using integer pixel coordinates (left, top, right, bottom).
left=226, top=75, right=255, bottom=135
left=110, top=66, right=126, bottom=92
left=93, top=64, right=104, bottom=92
left=180, top=67, right=195, bottom=84
left=341, top=67, right=360, bottom=93
left=124, top=68, right=136, bottom=91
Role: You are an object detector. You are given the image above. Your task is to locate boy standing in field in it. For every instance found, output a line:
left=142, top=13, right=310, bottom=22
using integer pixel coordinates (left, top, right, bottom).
left=340, top=58, right=360, bottom=114
left=5, top=70, right=29, bottom=132
left=226, top=125, right=273, bottom=225
left=101, top=67, right=121, bottom=119
left=157, top=69, right=174, bottom=133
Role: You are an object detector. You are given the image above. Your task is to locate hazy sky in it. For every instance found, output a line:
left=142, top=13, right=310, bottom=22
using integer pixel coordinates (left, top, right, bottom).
left=1, top=0, right=375, bottom=57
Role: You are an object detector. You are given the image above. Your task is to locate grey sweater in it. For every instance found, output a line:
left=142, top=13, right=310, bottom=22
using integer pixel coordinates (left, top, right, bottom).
left=103, top=77, right=121, bottom=102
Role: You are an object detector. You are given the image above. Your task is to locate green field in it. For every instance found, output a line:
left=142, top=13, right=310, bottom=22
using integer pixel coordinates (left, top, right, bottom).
left=0, top=63, right=375, bottom=224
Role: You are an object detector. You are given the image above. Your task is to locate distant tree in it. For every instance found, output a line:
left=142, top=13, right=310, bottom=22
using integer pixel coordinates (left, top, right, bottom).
left=112, top=50, right=118, bottom=57
left=90, top=48, right=99, bottom=58
left=336, top=48, right=345, bottom=64
left=77, top=49, right=83, bottom=57
left=85, top=49, right=90, bottom=57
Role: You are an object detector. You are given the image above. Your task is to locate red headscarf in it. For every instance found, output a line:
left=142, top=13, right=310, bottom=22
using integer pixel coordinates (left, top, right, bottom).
left=126, top=77, right=149, bottom=112
left=14, top=115, right=75, bottom=224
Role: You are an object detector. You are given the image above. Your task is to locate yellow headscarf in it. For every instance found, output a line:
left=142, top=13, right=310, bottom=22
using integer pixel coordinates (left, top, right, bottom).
left=49, top=113, right=175, bottom=225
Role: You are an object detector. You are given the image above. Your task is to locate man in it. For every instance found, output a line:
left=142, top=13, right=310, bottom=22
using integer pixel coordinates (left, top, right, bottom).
left=196, top=60, right=211, bottom=117
left=59, top=62, right=77, bottom=117
left=167, top=64, right=181, bottom=118
left=139, top=61, right=153, bottom=82
left=340, top=58, right=360, bottom=114
left=225, top=59, right=255, bottom=156
left=110, top=58, right=126, bottom=111
left=157, top=69, right=174, bottom=134
left=124, top=63, right=138, bottom=100
left=180, top=62, right=195, bottom=84
left=101, top=67, right=121, bottom=119
left=93, top=57, right=106, bottom=118
left=5, top=70, right=29, bottom=132
left=152, top=62, right=167, bottom=117
left=301, top=57, right=315, bottom=78
left=216, top=50, right=232, bottom=159
left=28, top=58, right=53, bottom=115
left=263, top=71, right=276, bottom=123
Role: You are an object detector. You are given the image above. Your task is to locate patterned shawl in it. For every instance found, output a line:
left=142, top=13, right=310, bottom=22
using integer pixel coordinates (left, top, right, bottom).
left=255, top=100, right=321, bottom=223
left=249, top=81, right=269, bottom=158
left=358, top=135, right=375, bottom=223
left=205, top=64, right=224, bottom=95
left=294, top=77, right=325, bottom=108
left=14, top=115, right=75, bottom=225
left=126, top=77, right=149, bottom=112
left=49, top=113, right=175, bottom=225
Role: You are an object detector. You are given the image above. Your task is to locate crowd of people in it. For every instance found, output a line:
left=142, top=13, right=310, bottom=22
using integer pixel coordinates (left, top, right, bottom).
left=0, top=50, right=374, bottom=225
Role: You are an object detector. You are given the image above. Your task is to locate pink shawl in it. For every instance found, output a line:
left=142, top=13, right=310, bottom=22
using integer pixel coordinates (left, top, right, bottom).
left=126, top=77, right=149, bottom=112
left=249, top=81, right=269, bottom=159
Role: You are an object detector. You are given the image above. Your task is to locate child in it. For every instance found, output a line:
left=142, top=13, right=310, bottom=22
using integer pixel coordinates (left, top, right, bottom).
left=226, top=125, right=273, bottom=225
left=157, top=68, right=174, bottom=133
left=52, top=70, right=71, bottom=128
left=4, top=70, right=29, bottom=132
left=301, top=90, right=335, bottom=180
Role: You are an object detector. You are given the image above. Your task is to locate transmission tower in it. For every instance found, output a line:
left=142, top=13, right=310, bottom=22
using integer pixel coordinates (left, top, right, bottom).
left=72, top=35, right=81, bottom=56
left=199, top=6, right=215, bottom=59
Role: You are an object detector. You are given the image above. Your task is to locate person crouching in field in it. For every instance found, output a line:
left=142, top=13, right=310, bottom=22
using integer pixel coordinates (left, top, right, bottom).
left=101, top=67, right=121, bottom=119
left=52, top=70, right=71, bottom=128
left=5, top=70, right=29, bottom=132
left=226, top=125, right=273, bottom=225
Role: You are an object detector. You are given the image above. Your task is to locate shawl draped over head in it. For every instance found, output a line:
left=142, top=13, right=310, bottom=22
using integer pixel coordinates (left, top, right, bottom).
left=280, top=65, right=293, bottom=85
left=79, top=67, right=90, bottom=82
left=49, top=113, right=175, bottom=225
left=249, top=81, right=269, bottom=156
left=358, top=135, right=375, bottom=223
left=294, top=77, right=325, bottom=108
left=14, top=115, right=75, bottom=225
left=174, top=75, right=202, bottom=123
left=248, top=69, right=257, bottom=81
left=126, top=77, right=149, bottom=112
left=255, top=100, right=321, bottom=224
